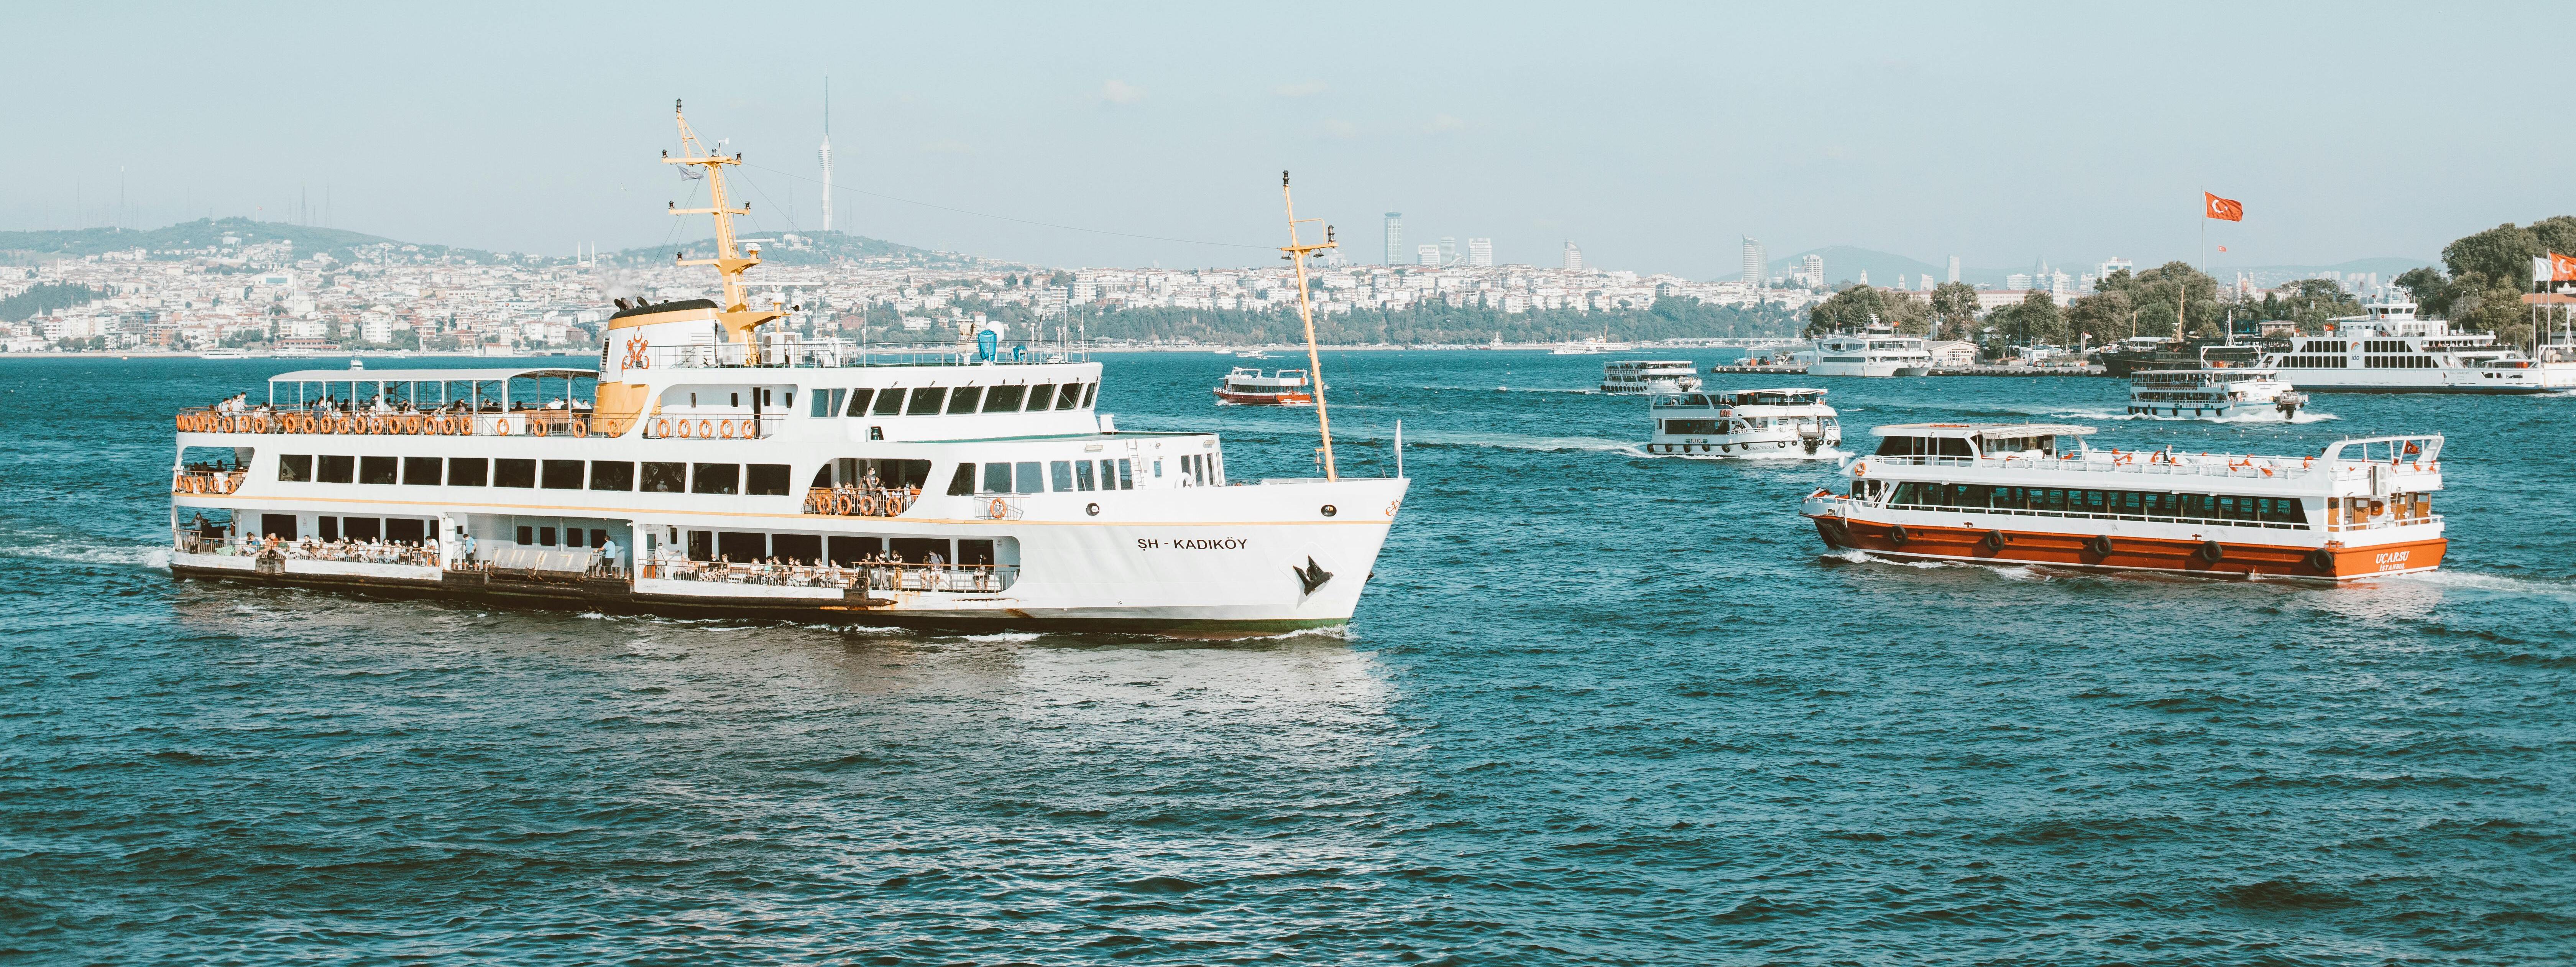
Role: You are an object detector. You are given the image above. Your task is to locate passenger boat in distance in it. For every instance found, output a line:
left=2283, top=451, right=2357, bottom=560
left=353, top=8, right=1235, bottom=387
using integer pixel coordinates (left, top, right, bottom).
left=1646, top=387, right=1840, bottom=456
left=1809, top=321, right=1932, bottom=377
left=2126, top=366, right=2307, bottom=420
left=1212, top=367, right=1314, bottom=406
left=159, top=104, right=1406, bottom=635
left=1801, top=423, right=2444, bottom=580
left=2254, top=289, right=2576, bottom=392
left=1600, top=360, right=1701, bottom=395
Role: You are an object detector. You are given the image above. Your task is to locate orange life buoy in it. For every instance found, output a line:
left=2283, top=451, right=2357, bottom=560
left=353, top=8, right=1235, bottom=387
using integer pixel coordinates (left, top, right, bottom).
left=532, top=420, right=549, bottom=437
left=405, top=414, right=426, bottom=433
left=986, top=497, right=1007, bottom=518
left=696, top=419, right=714, bottom=438
left=570, top=418, right=589, bottom=439
left=719, top=419, right=738, bottom=439
left=850, top=493, right=875, bottom=516
left=654, top=418, right=671, bottom=437
left=494, top=420, right=511, bottom=436
left=342, top=416, right=361, bottom=434
left=673, top=419, right=693, bottom=438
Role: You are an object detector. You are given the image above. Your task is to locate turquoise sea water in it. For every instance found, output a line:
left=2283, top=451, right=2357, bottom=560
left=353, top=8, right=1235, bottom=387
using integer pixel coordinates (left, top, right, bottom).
left=2, top=351, right=2571, bottom=964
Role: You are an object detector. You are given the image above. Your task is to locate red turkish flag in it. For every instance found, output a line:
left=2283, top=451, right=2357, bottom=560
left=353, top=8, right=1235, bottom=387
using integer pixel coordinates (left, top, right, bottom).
left=2205, top=192, right=2244, bottom=221
left=2551, top=252, right=2576, bottom=281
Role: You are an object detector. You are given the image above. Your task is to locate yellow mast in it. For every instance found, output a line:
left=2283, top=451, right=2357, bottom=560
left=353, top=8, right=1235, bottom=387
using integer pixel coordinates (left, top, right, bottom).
left=664, top=99, right=785, bottom=346
left=1279, top=171, right=1339, bottom=480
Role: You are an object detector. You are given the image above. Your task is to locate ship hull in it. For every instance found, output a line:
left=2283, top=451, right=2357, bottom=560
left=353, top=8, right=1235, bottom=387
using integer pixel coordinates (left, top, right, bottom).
left=1212, top=388, right=1313, bottom=405
left=1806, top=515, right=2444, bottom=581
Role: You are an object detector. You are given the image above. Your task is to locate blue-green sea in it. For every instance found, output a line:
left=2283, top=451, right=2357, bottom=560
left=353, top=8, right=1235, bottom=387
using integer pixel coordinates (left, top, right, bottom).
left=3, top=350, right=2570, bottom=964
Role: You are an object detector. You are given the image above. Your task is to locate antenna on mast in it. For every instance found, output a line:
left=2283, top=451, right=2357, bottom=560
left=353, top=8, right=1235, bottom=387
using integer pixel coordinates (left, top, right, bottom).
left=665, top=99, right=785, bottom=347
left=1280, top=169, right=1341, bottom=481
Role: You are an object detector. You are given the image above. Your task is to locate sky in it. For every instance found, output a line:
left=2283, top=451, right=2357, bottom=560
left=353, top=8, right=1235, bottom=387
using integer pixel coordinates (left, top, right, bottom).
left=12, top=2, right=2572, bottom=278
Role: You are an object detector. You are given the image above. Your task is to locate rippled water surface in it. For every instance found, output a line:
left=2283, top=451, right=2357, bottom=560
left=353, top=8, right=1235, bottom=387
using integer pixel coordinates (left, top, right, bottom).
left=3, top=351, right=2572, bottom=964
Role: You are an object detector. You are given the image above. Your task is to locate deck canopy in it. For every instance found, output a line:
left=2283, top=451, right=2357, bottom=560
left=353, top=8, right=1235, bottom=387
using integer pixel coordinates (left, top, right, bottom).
left=264, top=367, right=599, bottom=408
left=1869, top=422, right=2095, bottom=439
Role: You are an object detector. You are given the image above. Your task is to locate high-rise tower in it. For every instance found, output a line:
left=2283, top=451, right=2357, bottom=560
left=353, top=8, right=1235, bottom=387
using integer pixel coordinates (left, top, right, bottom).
left=818, top=78, right=834, bottom=232
left=1947, top=255, right=1960, bottom=285
left=1562, top=240, right=1583, bottom=271
left=1741, top=237, right=1767, bottom=288
left=1384, top=213, right=1404, bottom=265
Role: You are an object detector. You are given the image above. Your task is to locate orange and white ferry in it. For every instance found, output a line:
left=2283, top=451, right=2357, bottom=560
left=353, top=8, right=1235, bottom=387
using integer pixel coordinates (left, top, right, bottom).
left=1212, top=367, right=1314, bottom=406
left=1800, top=423, right=2445, bottom=580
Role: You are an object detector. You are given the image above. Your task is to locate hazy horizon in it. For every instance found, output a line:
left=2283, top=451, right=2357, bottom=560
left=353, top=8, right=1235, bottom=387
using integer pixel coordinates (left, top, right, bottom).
left=13, top=2, right=2567, bottom=276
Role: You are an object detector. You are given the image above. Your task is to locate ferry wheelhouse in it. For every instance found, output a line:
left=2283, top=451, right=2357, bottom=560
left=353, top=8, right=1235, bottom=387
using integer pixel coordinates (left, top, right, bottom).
left=1646, top=387, right=1839, bottom=456
left=1800, top=423, right=2444, bottom=580
left=1212, top=367, right=1313, bottom=406
left=1600, top=360, right=1701, bottom=395
left=161, top=105, right=1406, bottom=634
left=2256, top=290, right=2576, bottom=392
left=2126, top=367, right=2307, bottom=419
left=1810, top=322, right=1932, bottom=377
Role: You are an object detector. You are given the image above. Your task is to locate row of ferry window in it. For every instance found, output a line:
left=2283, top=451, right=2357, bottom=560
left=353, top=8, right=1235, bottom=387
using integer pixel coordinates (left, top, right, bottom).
left=1659, top=417, right=1830, bottom=435
left=681, top=531, right=995, bottom=567
left=1884, top=481, right=2308, bottom=523
left=277, top=454, right=796, bottom=495
left=806, top=382, right=1096, bottom=418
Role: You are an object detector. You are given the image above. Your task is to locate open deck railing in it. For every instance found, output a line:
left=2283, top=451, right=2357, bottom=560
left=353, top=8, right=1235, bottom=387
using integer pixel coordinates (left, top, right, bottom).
left=642, top=559, right=1016, bottom=594
left=174, top=469, right=247, bottom=495
left=1860, top=451, right=2439, bottom=483
left=635, top=339, right=1087, bottom=371
left=178, top=407, right=643, bottom=439
left=174, top=533, right=441, bottom=566
left=803, top=486, right=918, bottom=517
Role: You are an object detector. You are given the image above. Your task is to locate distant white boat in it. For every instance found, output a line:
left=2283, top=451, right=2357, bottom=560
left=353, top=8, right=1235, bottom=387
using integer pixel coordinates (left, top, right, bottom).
left=1550, top=336, right=1633, bottom=355
left=198, top=347, right=257, bottom=360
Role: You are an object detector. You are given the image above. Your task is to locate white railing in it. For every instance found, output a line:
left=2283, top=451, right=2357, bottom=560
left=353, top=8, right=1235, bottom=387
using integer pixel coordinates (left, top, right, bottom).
left=644, top=559, right=1016, bottom=593
left=1858, top=452, right=2439, bottom=484
left=179, top=407, right=637, bottom=439
left=631, top=339, right=1087, bottom=372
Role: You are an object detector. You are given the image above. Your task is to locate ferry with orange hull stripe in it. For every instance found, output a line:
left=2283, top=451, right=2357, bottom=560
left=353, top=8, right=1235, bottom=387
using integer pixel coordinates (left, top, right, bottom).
left=1801, top=423, right=2445, bottom=581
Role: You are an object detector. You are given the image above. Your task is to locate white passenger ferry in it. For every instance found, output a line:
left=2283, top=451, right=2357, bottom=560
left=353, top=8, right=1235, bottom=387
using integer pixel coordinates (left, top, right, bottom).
left=160, top=105, right=1406, bottom=635
left=1212, top=367, right=1313, bottom=406
left=1645, top=387, right=1840, bottom=456
left=2256, top=290, right=2576, bottom=392
left=1801, top=423, right=2445, bottom=580
left=1809, top=321, right=1932, bottom=377
left=1600, top=360, right=1701, bottom=395
left=2125, top=367, right=2307, bottom=419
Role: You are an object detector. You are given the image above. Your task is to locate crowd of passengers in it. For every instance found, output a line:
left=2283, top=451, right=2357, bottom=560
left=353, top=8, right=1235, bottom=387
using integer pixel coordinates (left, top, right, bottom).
left=814, top=468, right=918, bottom=516
left=200, top=530, right=440, bottom=566
left=206, top=392, right=593, bottom=416
left=659, top=550, right=1004, bottom=592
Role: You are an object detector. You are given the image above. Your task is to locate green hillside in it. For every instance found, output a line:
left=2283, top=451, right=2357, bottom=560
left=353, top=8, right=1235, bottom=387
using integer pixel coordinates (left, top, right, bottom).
left=0, top=217, right=496, bottom=264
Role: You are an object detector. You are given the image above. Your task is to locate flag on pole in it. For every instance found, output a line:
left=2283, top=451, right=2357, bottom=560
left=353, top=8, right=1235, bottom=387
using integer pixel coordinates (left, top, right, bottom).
left=2204, top=192, right=2244, bottom=221
left=2216, top=245, right=2228, bottom=252
left=2552, top=252, right=2576, bottom=281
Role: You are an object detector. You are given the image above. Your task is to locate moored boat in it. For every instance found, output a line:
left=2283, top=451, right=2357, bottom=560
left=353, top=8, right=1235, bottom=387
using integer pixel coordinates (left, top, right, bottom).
left=1801, top=423, right=2444, bottom=581
left=1645, top=387, right=1839, bottom=456
left=1809, top=321, right=1931, bottom=377
left=1212, top=367, right=1314, bottom=406
left=2255, top=289, right=2576, bottom=393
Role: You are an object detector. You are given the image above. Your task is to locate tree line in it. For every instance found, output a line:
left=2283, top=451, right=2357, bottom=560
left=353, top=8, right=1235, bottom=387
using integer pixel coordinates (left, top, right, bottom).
left=1802, top=263, right=2367, bottom=348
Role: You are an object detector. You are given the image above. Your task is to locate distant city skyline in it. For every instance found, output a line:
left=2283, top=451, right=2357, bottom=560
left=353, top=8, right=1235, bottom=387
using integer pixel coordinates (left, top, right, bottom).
left=11, top=3, right=2567, bottom=275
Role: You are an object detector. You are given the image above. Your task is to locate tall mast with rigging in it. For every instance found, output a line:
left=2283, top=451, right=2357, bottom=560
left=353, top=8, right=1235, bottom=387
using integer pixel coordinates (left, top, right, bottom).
left=1280, top=171, right=1339, bottom=480
left=665, top=99, right=785, bottom=347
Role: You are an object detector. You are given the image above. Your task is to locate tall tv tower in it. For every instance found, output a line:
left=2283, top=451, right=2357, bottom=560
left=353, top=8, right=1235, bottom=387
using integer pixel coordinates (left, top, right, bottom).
left=817, top=77, right=833, bottom=233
